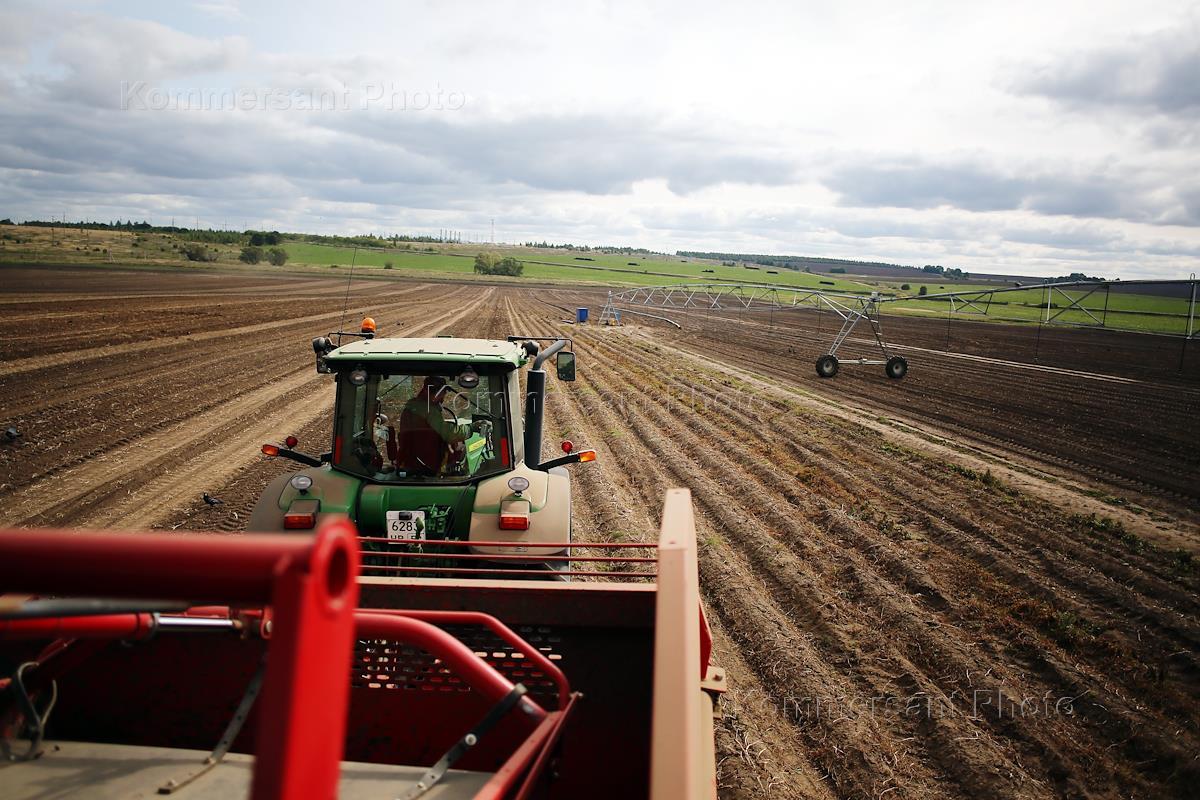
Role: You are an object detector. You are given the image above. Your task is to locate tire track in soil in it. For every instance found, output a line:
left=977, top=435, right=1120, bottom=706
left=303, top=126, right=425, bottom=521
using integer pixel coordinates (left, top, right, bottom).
left=565, top=326, right=1029, bottom=800
left=0, top=285, right=460, bottom=496
left=0, top=282, right=438, bottom=378
left=0, top=284, right=432, bottom=354
left=569, top=300, right=1199, bottom=512
left=532, top=298, right=1200, bottom=800
left=521, top=300, right=987, bottom=798
left=3, top=291, right=494, bottom=528
left=629, top=327, right=1199, bottom=553
left=576, top=321, right=1195, bottom=800
left=0, top=283, right=444, bottom=418
left=602, top=332, right=1199, bottom=797
left=613, top=333, right=1200, bottom=658
left=502, top=293, right=837, bottom=800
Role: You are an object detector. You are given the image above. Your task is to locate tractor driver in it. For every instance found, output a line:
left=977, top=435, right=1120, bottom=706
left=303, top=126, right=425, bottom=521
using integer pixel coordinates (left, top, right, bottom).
left=396, top=376, right=472, bottom=475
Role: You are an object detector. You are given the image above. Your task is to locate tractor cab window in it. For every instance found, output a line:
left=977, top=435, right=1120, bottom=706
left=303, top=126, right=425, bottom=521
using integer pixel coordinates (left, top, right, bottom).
left=333, top=367, right=512, bottom=482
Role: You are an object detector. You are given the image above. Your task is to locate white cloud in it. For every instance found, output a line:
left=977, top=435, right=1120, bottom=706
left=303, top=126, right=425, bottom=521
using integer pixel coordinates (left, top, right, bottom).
left=193, top=1, right=245, bottom=22
left=0, top=0, right=1198, bottom=278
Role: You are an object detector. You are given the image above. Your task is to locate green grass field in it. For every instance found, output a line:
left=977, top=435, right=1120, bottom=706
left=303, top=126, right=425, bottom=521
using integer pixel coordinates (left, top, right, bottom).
left=285, top=241, right=877, bottom=292
left=872, top=278, right=1195, bottom=334
left=4, top=225, right=1192, bottom=335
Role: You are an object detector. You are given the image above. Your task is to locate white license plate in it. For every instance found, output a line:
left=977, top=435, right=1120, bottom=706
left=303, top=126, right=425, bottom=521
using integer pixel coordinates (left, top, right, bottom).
left=386, top=510, right=426, bottom=540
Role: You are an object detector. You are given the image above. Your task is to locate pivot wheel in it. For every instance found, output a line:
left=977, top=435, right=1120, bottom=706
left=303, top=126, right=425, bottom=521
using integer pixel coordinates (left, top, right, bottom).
left=885, top=356, right=908, bottom=380
left=815, top=354, right=839, bottom=378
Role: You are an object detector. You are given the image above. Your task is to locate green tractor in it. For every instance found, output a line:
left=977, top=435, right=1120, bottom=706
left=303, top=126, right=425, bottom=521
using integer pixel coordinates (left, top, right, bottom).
left=249, top=318, right=591, bottom=578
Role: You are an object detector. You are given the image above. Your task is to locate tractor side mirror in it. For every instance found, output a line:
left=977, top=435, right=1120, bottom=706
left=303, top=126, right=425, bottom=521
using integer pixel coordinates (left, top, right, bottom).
left=312, top=337, right=334, bottom=374
left=556, top=351, right=576, bottom=381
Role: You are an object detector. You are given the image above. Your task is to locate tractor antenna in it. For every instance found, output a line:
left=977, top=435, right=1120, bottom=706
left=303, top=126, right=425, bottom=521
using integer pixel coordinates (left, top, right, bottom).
left=336, top=246, right=359, bottom=345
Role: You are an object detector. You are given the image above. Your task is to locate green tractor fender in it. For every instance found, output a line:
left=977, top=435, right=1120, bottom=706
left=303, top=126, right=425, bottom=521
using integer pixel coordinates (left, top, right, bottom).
left=247, top=466, right=362, bottom=533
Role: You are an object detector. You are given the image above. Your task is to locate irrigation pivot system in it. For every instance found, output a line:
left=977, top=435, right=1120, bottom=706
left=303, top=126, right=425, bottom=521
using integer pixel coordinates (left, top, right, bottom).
left=600, top=277, right=1200, bottom=379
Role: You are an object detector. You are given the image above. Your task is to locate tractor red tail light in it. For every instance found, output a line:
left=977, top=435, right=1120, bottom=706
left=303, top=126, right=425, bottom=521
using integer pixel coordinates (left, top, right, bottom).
left=283, top=499, right=319, bottom=530
left=285, top=435, right=298, bottom=448
left=561, top=440, right=573, bottom=453
left=261, top=443, right=280, bottom=457
left=499, top=498, right=530, bottom=530
left=284, top=511, right=317, bottom=529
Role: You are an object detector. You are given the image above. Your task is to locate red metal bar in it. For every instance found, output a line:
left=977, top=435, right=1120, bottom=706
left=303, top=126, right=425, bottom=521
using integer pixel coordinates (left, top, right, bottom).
left=476, top=694, right=580, bottom=800
left=0, top=521, right=362, bottom=800
left=250, top=519, right=360, bottom=800
left=514, top=695, right=580, bottom=800
left=475, top=712, right=564, bottom=800
left=361, top=550, right=658, bottom=564
left=0, top=529, right=315, bottom=603
left=366, top=609, right=570, bottom=709
left=1, top=605, right=571, bottom=713
left=361, top=537, right=658, bottom=548
left=0, top=613, right=156, bottom=640
left=355, top=612, right=546, bottom=721
left=698, top=602, right=713, bottom=681
left=360, top=564, right=656, bottom=579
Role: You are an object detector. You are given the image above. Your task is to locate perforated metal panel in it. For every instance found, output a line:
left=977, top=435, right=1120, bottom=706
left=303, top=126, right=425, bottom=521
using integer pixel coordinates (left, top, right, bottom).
left=352, top=625, right=563, bottom=698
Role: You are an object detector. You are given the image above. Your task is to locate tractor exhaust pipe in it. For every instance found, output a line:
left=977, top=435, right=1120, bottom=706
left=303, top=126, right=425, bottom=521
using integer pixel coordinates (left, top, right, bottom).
left=524, top=338, right=568, bottom=469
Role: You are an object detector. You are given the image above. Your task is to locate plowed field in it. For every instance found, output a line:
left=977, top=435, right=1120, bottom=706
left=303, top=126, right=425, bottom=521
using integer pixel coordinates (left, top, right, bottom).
left=2, top=266, right=1197, bottom=800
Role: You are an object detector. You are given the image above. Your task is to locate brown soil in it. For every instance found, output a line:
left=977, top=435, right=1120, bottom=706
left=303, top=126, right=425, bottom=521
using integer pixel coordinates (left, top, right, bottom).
left=2, top=267, right=1197, bottom=800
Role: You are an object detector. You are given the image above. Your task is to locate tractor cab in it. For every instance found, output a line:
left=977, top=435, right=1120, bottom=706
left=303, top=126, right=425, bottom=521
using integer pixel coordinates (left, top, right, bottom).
left=330, top=349, right=519, bottom=482
left=249, top=321, right=590, bottom=578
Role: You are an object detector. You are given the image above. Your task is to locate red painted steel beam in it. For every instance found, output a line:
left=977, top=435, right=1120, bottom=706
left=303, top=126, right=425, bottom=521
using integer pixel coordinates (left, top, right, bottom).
left=0, top=613, right=156, bottom=640
left=361, top=564, right=656, bottom=579
left=477, top=695, right=580, bottom=800
left=0, top=528, right=316, bottom=603
left=360, top=554, right=662, bottom=566
left=0, top=520, right=362, bottom=800
left=698, top=602, right=713, bottom=681
left=362, top=537, right=658, bottom=548
left=251, top=519, right=359, bottom=800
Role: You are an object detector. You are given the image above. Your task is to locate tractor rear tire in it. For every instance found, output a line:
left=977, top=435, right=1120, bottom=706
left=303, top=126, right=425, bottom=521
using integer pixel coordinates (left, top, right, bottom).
left=815, top=354, right=839, bottom=378
left=885, top=356, right=908, bottom=380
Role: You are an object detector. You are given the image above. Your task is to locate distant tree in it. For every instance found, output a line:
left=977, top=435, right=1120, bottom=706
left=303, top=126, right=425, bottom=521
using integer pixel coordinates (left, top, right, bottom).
left=473, top=252, right=524, bottom=276
left=247, top=231, right=281, bottom=247
left=183, top=243, right=217, bottom=262
left=0, top=218, right=13, bottom=225
left=900, top=283, right=911, bottom=290
left=266, top=247, right=288, bottom=266
left=239, top=245, right=264, bottom=264
left=496, top=256, right=524, bottom=276
left=474, top=252, right=499, bottom=273
left=1053, top=272, right=1104, bottom=282
left=918, top=285, right=928, bottom=296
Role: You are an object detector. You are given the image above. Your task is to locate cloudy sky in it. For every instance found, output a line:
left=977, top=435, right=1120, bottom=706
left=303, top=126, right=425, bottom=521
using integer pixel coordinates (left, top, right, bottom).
left=1, top=0, right=1198, bottom=278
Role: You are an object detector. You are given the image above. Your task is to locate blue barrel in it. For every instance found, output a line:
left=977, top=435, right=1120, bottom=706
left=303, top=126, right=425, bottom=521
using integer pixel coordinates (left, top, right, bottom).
left=576, top=307, right=589, bottom=323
